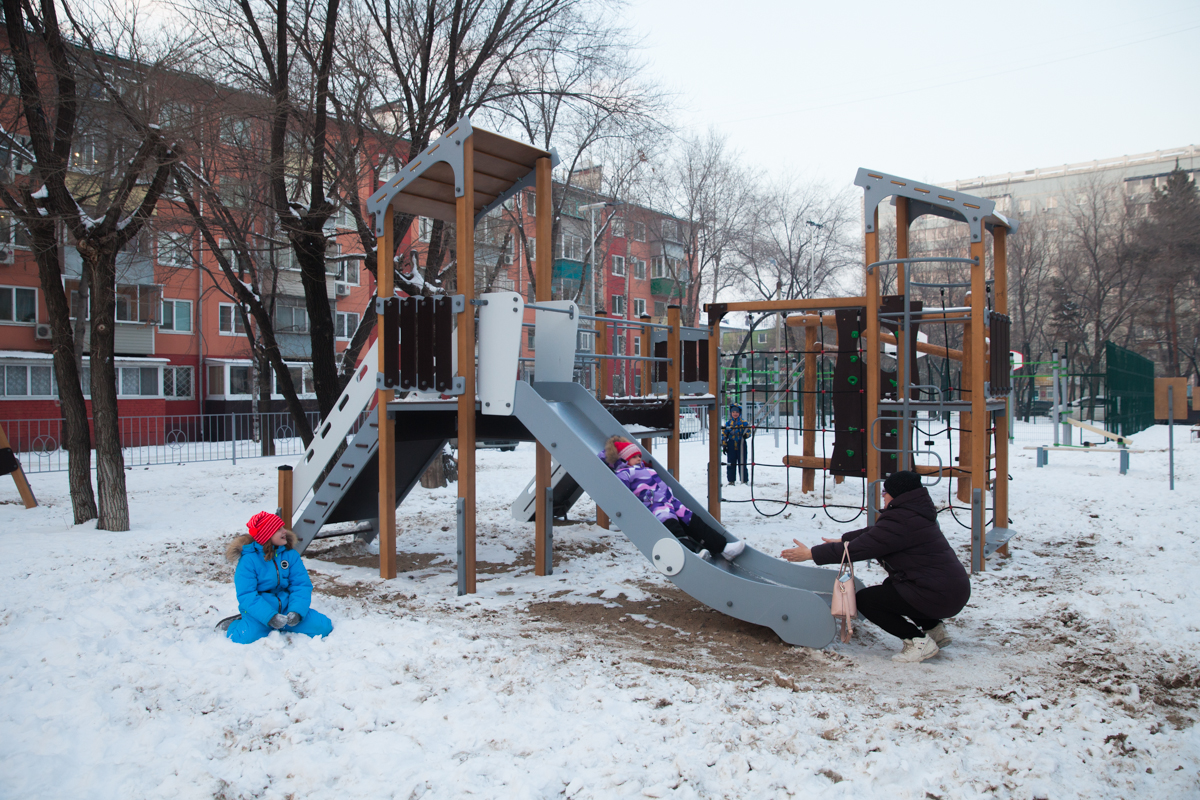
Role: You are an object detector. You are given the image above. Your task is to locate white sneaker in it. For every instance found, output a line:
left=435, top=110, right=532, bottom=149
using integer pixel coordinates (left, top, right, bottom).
left=721, top=539, right=746, bottom=561
left=696, top=549, right=712, bottom=561
left=924, top=622, right=952, bottom=648
left=892, top=635, right=939, bottom=663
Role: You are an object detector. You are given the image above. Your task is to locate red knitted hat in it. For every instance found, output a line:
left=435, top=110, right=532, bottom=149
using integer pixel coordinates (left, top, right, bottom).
left=247, top=511, right=285, bottom=545
left=616, top=441, right=641, bottom=463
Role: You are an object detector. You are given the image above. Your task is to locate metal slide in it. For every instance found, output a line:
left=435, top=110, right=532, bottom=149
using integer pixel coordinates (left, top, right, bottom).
left=513, top=380, right=856, bottom=649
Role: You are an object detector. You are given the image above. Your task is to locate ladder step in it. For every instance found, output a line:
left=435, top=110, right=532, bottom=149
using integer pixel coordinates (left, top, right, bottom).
left=328, top=482, right=342, bottom=488
left=343, top=463, right=355, bottom=469
left=303, top=518, right=316, bottom=524
left=356, top=443, right=369, bottom=448
left=316, top=500, right=328, bottom=506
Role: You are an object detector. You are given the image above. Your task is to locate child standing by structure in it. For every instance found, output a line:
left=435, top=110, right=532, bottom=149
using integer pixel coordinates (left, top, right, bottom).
left=721, top=403, right=752, bottom=485
left=602, top=435, right=745, bottom=561
left=220, top=511, right=334, bottom=644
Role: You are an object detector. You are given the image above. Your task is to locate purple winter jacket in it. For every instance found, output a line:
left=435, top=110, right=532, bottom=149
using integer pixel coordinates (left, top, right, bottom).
left=600, top=452, right=693, bottom=524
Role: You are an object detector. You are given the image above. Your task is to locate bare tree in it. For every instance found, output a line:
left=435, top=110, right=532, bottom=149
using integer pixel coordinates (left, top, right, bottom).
left=3, top=0, right=181, bottom=530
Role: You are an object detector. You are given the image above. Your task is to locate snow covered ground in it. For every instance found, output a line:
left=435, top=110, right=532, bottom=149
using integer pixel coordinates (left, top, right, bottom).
left=2, top=427, right=1199, bottom=799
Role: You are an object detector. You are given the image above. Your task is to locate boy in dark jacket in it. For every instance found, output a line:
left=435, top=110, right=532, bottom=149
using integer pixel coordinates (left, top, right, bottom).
left=721, top=404, right=751, bottom=485
left=781, top=471, right=969, bottom=663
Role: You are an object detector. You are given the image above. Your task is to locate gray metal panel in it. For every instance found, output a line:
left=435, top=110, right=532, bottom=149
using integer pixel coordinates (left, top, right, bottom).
left=983, top=527, right=1015, bottom=558
left=855, top=168, right=1004, bottom=243
left=511, top=459, right=585, bottom=522
left=513, top=380, right=843, bottom=648
left=366, top=116, right=475, bottom=236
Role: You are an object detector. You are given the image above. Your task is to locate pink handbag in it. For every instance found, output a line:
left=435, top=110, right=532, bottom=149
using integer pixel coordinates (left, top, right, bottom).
left=830, top=542, right=857, bottom=643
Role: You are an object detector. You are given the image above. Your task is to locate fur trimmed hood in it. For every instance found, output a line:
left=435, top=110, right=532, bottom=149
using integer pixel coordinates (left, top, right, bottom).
left=225, top=530, right=298, bottom=564
left=603, top=435, right=637, bottom=468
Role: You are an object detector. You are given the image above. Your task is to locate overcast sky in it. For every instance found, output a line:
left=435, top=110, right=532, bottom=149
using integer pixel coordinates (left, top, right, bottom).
left=625, top=0, right=1200, bottom=192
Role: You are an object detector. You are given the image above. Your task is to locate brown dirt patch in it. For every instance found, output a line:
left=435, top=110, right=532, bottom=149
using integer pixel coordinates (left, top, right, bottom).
left=526, top=581, right=844, bottom=681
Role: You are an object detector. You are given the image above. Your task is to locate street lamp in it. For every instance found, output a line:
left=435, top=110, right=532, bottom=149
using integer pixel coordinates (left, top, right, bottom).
left=581, top=200, right=624, bottom=315
left=805, top=219, right=824, bottom=299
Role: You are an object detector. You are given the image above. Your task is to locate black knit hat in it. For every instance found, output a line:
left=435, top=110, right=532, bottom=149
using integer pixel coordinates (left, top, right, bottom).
left=883, top=470, right=922, bottom=498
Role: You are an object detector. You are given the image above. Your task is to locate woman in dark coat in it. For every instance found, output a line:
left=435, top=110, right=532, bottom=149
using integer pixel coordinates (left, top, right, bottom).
left=780, top=471, right=970, bottom=663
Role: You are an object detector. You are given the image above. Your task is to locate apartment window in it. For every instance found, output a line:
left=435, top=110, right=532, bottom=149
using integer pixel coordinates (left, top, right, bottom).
left=0, top=212, right=30, bottom=249
left=610, top=216, right=624, bottom=238
left=0, top=286, right=36, bottom=323
left=229, top=365, right=252, bottom=395
left=611, top=255, right=626, bottom=276
left=163, top=365, right=193, bottom=399
left=611, top=295, right=625, bottom=315
left=633, top=221, right=646, bottom=242
left=335, top=311, right=359, bottom=340
left=70, top=135, right=102, bottom=172
left=558, top=232, right=584, bottom=261
left=527, top=329, right=535, bottom=350
left=207, top=364, right=225, bottom=395
left=662, top=220, right=678, bottom=241
left=221, top=116, right=251, bottom=145
left=633, top=258, right=646, bottom=280
left=160, top=299, right=192, bottom=333
left=418, top=216, right=434, bottom=242
left=654, top=301, right=666, bottom=317
left=275, top=299, right=308, bottom=333
left=1044, top=197, right=1058, bottom=210
left=0, top=364, right=54, bottom=397
left=275, top=365, right=312, bottom=396
left=651, top=257, right=666, bottom=279
left=633, top=336, right=641, bottom=356
left=336, top=259, right=361, bottom=285
left=525, top=238, right=536, bottom=263
left=218, top=303, right=247, bottom=335
left=757, top=332, right=767, bottom=344
left=157, top=232, right=192, bottom=269
left=219, top=177, right=249, bottom=208
left=120, top=366, right=159, bottom=396
left=159, top=101, right=191, bottom=130
left=1018, top=199, right=1032, bottom=213
left=633, top=298, right=646, bottom=318
left=577, top=330, right=594, bottom=352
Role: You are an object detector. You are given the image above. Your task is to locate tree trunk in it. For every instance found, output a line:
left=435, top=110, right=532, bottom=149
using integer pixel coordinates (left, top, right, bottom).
left=32, top=225, right=96, bottom=523
left=257, top=352, right=275, bottom=456
left=83, top=247, right=130, bottom=531
left=297, top=235, right=340, bottom=417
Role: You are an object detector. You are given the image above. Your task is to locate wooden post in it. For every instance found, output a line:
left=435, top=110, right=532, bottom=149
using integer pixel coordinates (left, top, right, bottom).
left=802, top=321, right=817, bottom=494
left=457, top=134, right=478, bottom=593
left=707, top=309, right=723, bottom=520
left=864, top=208, right=881, bottom=508
left=376, top=208, right=397, bottom=579
left=0, top=424, right=37, bottom=508
left=534, top=156, right=553, bottom=575
left=895, top=196, right=909, bottom=291
left=640, top=314, right=653, bottom=456
left=667, top=304, right=682, bottom=479
left=277, top=465, right=293, bottom=529
left=969, top=238, right=989, bottom=569
left=992, top=227, right=1010, bottom=554
left=594, top=309, right=610, bottom=530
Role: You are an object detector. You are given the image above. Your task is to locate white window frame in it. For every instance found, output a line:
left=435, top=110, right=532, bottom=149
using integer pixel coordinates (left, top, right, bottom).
left=757, top=331, right=767, bottom=344
left=558, top=232, right=584, bottom=261
left=335, top=310, right=360, bottom=340
left=157, top=232, right=192, bottom=269
left=162, top=365, right=194, bottom=399
left=0, top=284, right=37, bottom=324
left=633, top=221, right=646, bottom=242
left=633, top=336, right=641, bottom=356
left=610, top=216, right=624, bottom=238
left=633, top=298, right=646, bottom=318
left=218, top=303, right=246, bottom=336
left=0, top=361, right=56, bottom=398
left=610, top=294, right=625, bottom=315
left=611, top=255, right=625, bottom=276
left=651, top=257, right=666, bottom=279
left=160, top=298, right=193, bottom=333
left=633, top=258, right=646, bottom=280
left=336, top=259, right=361, bottom=286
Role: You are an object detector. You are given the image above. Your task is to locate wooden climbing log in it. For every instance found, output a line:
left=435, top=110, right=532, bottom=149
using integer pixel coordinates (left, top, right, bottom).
left=876, top=330, right=964, bottom=361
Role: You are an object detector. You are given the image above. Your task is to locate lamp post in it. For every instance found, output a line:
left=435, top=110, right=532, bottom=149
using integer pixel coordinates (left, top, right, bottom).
left=805, top=219, right=824, bottom=299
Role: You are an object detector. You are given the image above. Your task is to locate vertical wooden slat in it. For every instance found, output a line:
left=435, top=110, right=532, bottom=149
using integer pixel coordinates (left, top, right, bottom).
left=667, top=304, right=681, bottom=479
left=457, top=135, right=478, bottom=593
left=707, top=310, right=722, bottom=520
left=969, top=237, right=989, bottom=569
left=641, top=315, right=653, bottom=456
left=895, top=196, right=909, bottom=290
left=802, top=322, right=817, bottom=494
left=993, top=227, right=1010, bottom=556
left=377, top=207, right=397, bottom=579
left=534, top=156, right=553, bottom=575
left=864, top=208, right=881, bottom=510
left=959, top=317, right=973, bottom=503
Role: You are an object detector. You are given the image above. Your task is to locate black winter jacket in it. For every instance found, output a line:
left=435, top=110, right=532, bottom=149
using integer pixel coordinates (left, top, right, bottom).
left=810, top=487, right=970, bottom=619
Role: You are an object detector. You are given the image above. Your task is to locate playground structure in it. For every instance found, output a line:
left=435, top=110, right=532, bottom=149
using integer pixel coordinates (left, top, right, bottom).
left=272, top=120, right=1038, bottom=645
left=704, top=169, right=1019, bottom=572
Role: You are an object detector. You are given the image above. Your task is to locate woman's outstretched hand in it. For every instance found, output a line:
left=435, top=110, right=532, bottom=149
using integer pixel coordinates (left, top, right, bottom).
left=780, top=539, right=813, bottom=562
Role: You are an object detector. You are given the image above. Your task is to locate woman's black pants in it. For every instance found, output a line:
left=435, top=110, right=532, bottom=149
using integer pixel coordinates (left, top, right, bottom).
left=662, top=516, right=728, bottom=556
left=856, top=582, right=941, bottom=641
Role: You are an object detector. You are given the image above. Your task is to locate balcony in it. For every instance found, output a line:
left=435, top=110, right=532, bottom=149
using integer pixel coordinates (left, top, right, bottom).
left=650, top=277, right=682, bottom=298
left=553, top=259, right=583, bottom=282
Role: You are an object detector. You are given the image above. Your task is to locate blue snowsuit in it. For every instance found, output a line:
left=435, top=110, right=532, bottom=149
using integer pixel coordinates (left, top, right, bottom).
left=225, top=539, right=333, bottom=644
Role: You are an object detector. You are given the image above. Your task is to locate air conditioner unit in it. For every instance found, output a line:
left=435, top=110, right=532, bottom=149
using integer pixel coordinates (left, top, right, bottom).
left=0, top=247, right=12, bottom=264
left=35, top=323, right=53, bottom=340
left=336, top=282, right=351, bottom=297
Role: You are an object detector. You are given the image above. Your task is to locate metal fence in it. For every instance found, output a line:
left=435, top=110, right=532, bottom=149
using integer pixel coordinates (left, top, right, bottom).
left=6, top=411, right=331, bottom=474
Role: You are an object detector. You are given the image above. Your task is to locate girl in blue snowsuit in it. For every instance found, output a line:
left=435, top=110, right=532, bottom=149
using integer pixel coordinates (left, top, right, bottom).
left=222, top=511, right=333, bottom=644
left=721, top=404, right=751, bottom=484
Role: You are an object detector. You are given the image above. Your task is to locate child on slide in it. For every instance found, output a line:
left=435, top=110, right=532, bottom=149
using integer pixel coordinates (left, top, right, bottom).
left=601, top=435, right=745, bottom=561
left=218, top=511, right=334, bottom=644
